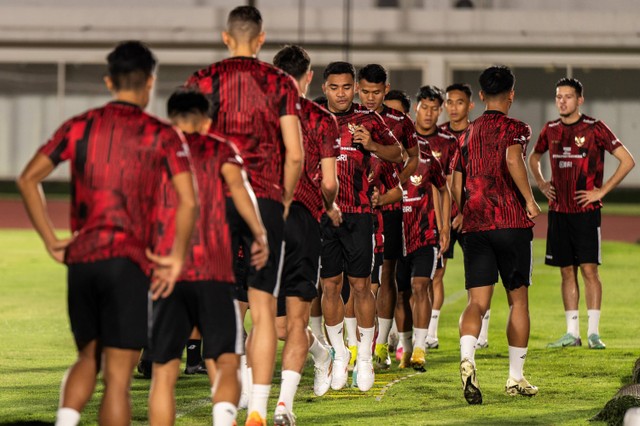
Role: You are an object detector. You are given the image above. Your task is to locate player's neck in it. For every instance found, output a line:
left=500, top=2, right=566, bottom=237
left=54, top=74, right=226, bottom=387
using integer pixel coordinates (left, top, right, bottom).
left=228, top=45, right=258, bottom=58
left=113, top=91, right=148, bottom=109
left=483, top=101, right=509, bottom=115
left=327, top=102, right=352, bottom=114
left=560, top=111, right=582, bottom=125
left=416, top=126, right=437, bottom=136
left=450, top=119, right=470, bottom=132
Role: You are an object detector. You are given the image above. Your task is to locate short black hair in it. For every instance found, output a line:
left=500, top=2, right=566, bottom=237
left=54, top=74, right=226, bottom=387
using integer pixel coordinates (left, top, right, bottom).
left=445, top=83, right=473, bottom=101
left=273, top=45, right=311, bottom=80
left=416, top=85, right=444, bottom=106
left=227, top=6, right=262, bottom=39
left=107, top=40, right=156, bottom=91
left=167, top=89, right=211, bottom=118
left=384, top=89, right=411, bottom=113
left=478, top=65, right=515, bottom=96
left=556, top=77, right=583, bottom=97
left=323, top=61, right=356, bottom=81
left=357, top=64, right=388, bottom=84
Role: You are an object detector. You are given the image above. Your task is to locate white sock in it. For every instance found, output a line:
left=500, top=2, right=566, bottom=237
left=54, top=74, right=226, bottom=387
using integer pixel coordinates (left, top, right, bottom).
left=248, top=384, right=270, bottom=418
left=427, top=310, right=440, bottom=341
left=508, top=346, right=528, bottom=381
left=565, top=310, right=580, bottom=338
left=278, top=370, right=301, bottom=412
left=325, top=323, right=347, bottom=360
left=587, top=309, right=601, bottom=336
left=413, top=328, right=428, bottom=351
left=388, top=319, right=398, bottom=343
left=460, top=335, right=477, bottom=365
left=55, top=408, right=80, bottom=426
left=376, top=318, right=393, bottom=344
left=357, top=326, right=375, bottom=359
left=309, top=317, right=327, bottom=346
left=399, top=331, right=412, bottom=354
left=308, top=334, right=330, bottom=364
left=213, top=402, right=237, bottom=426
left=345, top=317, right=358, bottom=347
left=478, top=309, right=490, bottom=344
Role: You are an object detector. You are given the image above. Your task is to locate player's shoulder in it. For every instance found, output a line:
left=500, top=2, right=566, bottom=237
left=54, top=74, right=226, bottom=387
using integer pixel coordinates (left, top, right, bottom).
left=301, top=97, right=335, bottom=119
left=188, top=62, right=218, bottom=81
left=544, top=117, right=563, bottom=129
left=381, top=105, right=407, bottom=122
left=504, top=116, right=532, bottom=135
left=581, top=114, right=601, bottom=126
left=436, top=128, right=458, bottom=142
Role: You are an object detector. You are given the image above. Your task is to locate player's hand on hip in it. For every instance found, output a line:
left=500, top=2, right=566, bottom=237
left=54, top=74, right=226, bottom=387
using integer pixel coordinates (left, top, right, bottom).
left=326, top=203, right=343, bottom=227
left=526, top=200, right=541, bottom=219
left=452, top=213, right=464, bottom=231
left=539, top=181, right=556, bottom=201
left=146, top=249, right=183, bottom=300
left=574, top=187, right=603, bottom=207
left=46, top=236, right=74, bottom=263
left=250, top=233, right=269, bottom=270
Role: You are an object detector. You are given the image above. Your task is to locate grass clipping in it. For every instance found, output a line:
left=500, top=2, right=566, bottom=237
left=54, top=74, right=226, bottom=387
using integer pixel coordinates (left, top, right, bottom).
left=590, top=384, right=640, bottom=425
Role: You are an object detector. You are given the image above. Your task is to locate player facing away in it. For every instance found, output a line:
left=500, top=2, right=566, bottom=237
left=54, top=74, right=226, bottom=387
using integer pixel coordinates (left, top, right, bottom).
left=439, top=83, right=491, bottom=350
left=411, top=86, right=458, bottom=352
left=451, top=65, right=541, bottom=404
left=147, top=90, right=268, bottom=426
left=17, top=41, right=198, bottom=426
left=271, top=45, right=341, bottom=423
left=529, top=78, right=635, bottom=350
left=186, top=6, right=303, bottom=425
left=357, top=64, right=419, bottom=370
left=320, top=61, right=402, bottom=392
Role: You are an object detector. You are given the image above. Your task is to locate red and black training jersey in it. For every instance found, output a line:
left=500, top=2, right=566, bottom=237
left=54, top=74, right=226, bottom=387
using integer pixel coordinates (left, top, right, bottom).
left=379, top=105, right=418, bottom=212
left=439, top=121, right=469, bottom=140
left=533, top=114, right=623, bottom=213
left=38, top=101, right=191, bottom=272
left=368, top=154, right=401, bottom=254
left=417, top=129, right=460, bottom=218
left=401, top=154, right=447, bottom=255
left=453, top=111, right=534, bottom=233
left=332, top=103, right=400, bottom=214
left=294, top=97, right=341, bottom=222
left=155, top=132, right=243, bottom=283
left=186, top=57, right=300, bottom=203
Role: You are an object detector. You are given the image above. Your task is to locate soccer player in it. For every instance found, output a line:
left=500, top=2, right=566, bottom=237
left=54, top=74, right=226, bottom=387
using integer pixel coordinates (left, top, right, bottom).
left=357, top=64, right=419, bottom=369
left=411, top=86, right=459, bottom=351
left=384, top=89, right=412, bottom=114
left=529, top=78, right=635, bottom=350
left=320, top=61, right=402, bottom=392
left=147, top=90, right=268, bottom=426
left=440, top=83, right=475, bottom=138
left=186, top=6, right=304, bottom=424
left=271, top=45, right=341, bottom=422
left=17, top=41, right=197, bottom=426
left=451, top=65, right=541, bottom=404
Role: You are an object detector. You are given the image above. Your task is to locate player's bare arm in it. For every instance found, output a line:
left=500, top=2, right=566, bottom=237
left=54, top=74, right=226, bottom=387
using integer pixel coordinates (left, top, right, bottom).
left=281, top=114, right=304, bottom=218
left=436, top=182, right=452, bottom=256
left=528, top=151, right=556, bottom=201
left=506, top=145, right=541, bottom=219
left=223, top=163, right=269, bottom=270
left=451, top=170, right=464, bottom=231
left=354, top=125, right=402, bottom=163
left=147, top=170, right=198, bottom=300
left=17, top=153, right=74, bottom=263
left=574, top=145, right=636, bottom=207
left=321, top=157, right=342, bottom=227
left=371, top=185, right=402, bottom=207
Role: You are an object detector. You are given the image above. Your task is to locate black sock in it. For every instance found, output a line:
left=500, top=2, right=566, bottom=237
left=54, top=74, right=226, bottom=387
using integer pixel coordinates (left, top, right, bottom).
left=186, top=339, right=203, bottom=366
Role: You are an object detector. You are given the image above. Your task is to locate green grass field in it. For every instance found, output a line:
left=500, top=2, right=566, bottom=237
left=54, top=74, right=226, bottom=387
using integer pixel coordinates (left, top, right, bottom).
left=1, top=230, right=639, bottom=425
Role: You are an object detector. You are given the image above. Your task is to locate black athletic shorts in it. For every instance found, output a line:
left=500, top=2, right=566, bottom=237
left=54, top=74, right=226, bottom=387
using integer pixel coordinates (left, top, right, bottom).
left=277, top=203, right=321, bottom=317
left=227, top=197, right=285, bottom=301
left=396, top=246, right=439, bottom=292
left=545, top=210, right=601, bottom=267
left=382, top=209, right=403, bottom=260
left=463, top=228, right=533, bottom=291
left=148, top=281, right=242, bottom=363
left=320, top=212, right=374, bottom=279
left=371, top=252, right=384, bottom=284
left=67, top=258, right=149, bottom=350
left=442, top=228, right=460, bottom=260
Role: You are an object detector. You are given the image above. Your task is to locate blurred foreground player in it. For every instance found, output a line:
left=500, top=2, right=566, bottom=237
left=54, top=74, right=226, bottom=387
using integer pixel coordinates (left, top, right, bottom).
left=17, top=41, right=197, bottom=426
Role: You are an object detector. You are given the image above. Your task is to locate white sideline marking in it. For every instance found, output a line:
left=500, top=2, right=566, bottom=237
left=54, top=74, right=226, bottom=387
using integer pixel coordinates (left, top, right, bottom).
left=375, top=372, right=421, bottom=402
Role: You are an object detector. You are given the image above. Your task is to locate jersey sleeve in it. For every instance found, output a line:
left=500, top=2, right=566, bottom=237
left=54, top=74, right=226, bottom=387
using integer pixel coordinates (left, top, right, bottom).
left=533, top=124, right=550, bottom=154
left=38, top=119, right=75, bottom=166
left=400, top=115, right=418, bottom=150
left=447, top=141, right=460, bottom=175
left=279, top=75, right=300, bottom=117
left=380, top=161, right=400, bottom=190
left=507, top=121, right=532, bottom=150
left=370, top=112, right=399, bottom=146
left=163, top=127, right=193, bottom=178
left=429, top=156, right=447, bottom=189
left=184, top=68, right=213, bottom=95
left=594, top=120, right=623, bottom=154
left=320, top=114, right=341, bottom=159
left=220, top=139, right=244, bottom=168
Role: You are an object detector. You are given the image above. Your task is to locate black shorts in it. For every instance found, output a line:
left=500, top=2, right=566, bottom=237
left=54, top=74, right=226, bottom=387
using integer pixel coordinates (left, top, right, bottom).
left=545, top=210, right=601, bottom=267
left=442, top=228, right=460, bottom=260
left=277, top=203, right=321, bottom=317
left=67, top=258, right=149, bottom=350
left=382, top=209, right=403, bottom=260
left=463, top=228, right=533, bottom=291
left=371, top=252, right=384, bottom=284
left=227, top=197, right=285, bottom=301
left=148, top=281, right=242, bottom=363
left=396, top=246, right=438, bottom=292
left=320, top=213, right=373, bottom=279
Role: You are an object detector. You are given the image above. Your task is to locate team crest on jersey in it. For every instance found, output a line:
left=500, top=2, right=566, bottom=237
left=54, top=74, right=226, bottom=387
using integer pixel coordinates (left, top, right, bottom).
left=574, top=136, right=586, bottom=147
left=431, top=150, right=442, bottom=160
left=410, top=175, right=423, bottom=186
left=348, top=123, right=358, bottom=134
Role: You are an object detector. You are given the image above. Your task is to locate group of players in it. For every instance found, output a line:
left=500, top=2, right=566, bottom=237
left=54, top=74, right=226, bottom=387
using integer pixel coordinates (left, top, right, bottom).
left=17, top=4, right=636, bottom=426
